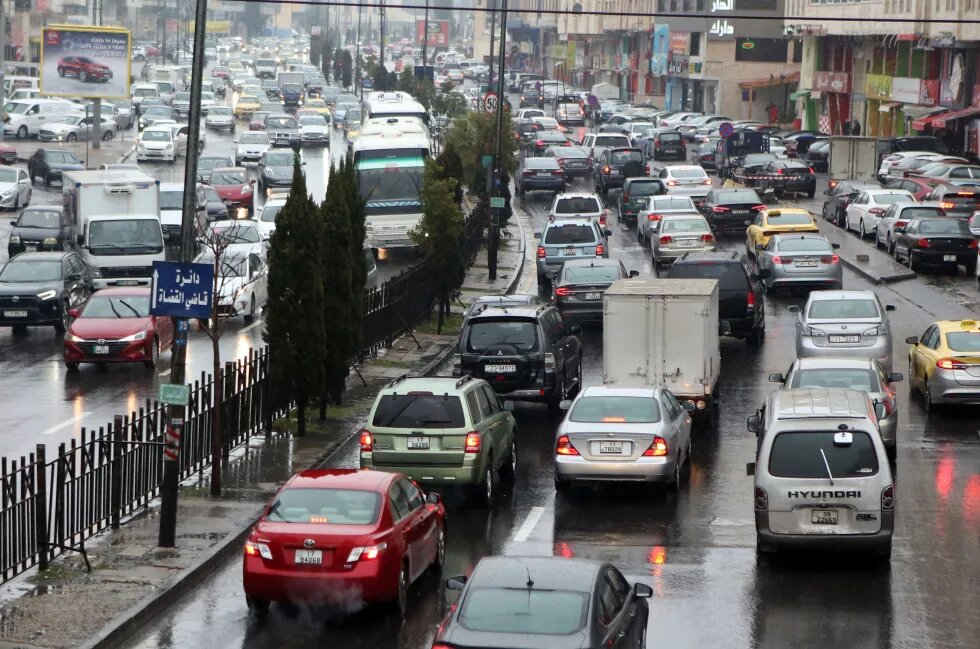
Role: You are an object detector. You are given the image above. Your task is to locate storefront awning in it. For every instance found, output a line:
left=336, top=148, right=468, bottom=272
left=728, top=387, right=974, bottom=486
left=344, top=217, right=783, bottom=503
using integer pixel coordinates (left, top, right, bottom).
left=911, top=110, right=950, bottom=131
left=789, top=90, right=810, bottom=100
left=903, top=104, right=946, bottom=120
left=737, top=71, right=801, bottom=90
left=879, top=101, right=902, bottom=112
left=933, top=106, right=980, bottom=128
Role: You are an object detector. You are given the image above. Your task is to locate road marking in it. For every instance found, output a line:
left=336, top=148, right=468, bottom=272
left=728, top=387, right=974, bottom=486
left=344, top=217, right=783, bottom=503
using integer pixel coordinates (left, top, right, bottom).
left=240, top=318, right=264, bottom=333
left=41, top=412, right=91, bottom=436
left=158, top=368, right=172, bottom=377
left=513, top=506, right=545, bottom=543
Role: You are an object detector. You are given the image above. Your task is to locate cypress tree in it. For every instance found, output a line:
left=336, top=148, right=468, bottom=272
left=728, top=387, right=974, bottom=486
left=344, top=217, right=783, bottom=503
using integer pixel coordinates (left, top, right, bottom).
left=342, top=155, right=368, bottom=357
left=319, top=163, right=355, bottom=406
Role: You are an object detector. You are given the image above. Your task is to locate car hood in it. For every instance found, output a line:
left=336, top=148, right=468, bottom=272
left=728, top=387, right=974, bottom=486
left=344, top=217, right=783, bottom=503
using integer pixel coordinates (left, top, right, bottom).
left=11, top=226, right=61, bottom=239
left=217, top=275, right=248, bottom=299
left=300, top=125, right=328, bottom=134
left=0, top=280, right=61, bottom=296
left=213, top=184, right=250, bottom=199
left=68, top=317, right=151, bottom=340
left=41, top=123, right=78, bottom=134
left=46, top=160, right=84, bottom=170
left=141, top=139, right=173, bottom=149
left=208, top=114, right=234, bottom=121
left=238, top=144, right=269, bottom=153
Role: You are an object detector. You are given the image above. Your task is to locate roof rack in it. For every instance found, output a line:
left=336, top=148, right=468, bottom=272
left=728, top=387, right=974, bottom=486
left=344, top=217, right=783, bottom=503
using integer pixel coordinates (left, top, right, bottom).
left=455, top=375, right=476, bottom=389
left=387, top=374, right=410, bottom=388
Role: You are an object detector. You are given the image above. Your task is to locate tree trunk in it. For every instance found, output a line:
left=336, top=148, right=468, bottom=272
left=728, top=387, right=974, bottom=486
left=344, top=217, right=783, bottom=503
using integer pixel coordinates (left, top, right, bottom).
left=209, top=351, right=223, bottom=497
left=318, top=396, right=327, bottom=421
left=296, top=398, right=307, bottom=437
left=437, top=287, right=445, bottom=335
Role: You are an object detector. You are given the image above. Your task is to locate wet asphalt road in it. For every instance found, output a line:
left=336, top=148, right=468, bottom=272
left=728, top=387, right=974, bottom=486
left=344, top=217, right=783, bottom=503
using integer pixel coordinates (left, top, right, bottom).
left=0, top=72, right=416, bottom=462
left=125, top=153, right=980, bottom=648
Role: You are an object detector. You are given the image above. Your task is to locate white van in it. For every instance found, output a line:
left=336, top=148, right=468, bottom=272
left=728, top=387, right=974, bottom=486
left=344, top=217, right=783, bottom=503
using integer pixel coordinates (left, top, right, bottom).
left=747, top=388, right=894, bottom=560
left=2, top=99, right=78, bottom=139
left=3, top=76, right=39, bottom=99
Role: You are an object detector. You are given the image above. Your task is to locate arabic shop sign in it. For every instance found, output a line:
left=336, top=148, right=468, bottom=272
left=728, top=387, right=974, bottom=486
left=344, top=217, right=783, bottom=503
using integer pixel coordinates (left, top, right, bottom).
left=710, top=0, right=734, bottom=11
left=865, top=74, right=893, bottom=101
left=891, top=77, right=923, bottom=104
left=670, top=31, right=690, bottom=55
left=707, top=18, right=735, bottom=40
left=666, top=54, right=705, bottom=78
left=813, top=71, right=850, bottom=94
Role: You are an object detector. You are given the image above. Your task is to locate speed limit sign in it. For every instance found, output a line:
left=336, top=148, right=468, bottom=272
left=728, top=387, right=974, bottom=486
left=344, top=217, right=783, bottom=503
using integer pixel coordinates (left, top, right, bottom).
left=483, top=92, right=498, bottom=113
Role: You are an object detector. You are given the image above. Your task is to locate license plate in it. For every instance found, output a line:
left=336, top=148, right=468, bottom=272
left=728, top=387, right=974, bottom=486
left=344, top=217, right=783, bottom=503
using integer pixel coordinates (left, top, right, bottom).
left=537, top=172, right=553, bottom=177
left=3, top=310, right=27, bottom=317
left=584, top=292, right=601, bottom=300
left=294, top=549, right=322, bottom=564
left=733, top=211, right=750, bottom=216
left=24, top=245, right=37, bottom=252
left=115, top=279, right=140, bottom=286
left=675, top=239, right=698, bottom=247
left=564, top=247, right=577, bottom=256
left=829, top=334, right=860, bottom=343
left=811, top=510, right=838, bottom=525
left=599, top=441, right=624, bottom=454
left=795, top=260, right=818, bottom=267
left=485, top=364, right=517, bottom=373
left=407, top=436, right=430, bottom=450
left=943, top=254, right=957, bottom=262
left=93, top=345, right=110, bottom=355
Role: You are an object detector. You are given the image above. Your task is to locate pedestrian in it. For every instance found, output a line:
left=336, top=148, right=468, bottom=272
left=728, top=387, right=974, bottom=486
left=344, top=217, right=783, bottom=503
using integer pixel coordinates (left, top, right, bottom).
left=768, top=103, right=779, bottom=126
left=850, top=120, right=861, bottom=136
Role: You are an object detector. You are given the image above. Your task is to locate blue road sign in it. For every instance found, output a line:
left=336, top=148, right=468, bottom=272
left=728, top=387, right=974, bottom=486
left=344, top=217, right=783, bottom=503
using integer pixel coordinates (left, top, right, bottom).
left=718, top=121, right=735, bottom=139
left=150, top=261, right=214, bottom=320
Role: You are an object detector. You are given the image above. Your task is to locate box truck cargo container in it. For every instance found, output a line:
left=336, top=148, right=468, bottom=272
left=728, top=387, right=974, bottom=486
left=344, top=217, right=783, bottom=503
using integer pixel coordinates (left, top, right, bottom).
left=829, top=136, right=881, bottom=185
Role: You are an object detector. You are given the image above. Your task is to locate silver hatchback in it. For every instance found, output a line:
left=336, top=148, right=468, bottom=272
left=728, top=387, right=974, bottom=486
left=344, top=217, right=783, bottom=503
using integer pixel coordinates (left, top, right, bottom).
left=791, top=290, right=896, bottom=373
left=554, top=385, right=694, bottom=492
left=650, top=213, right=716, bottom=269
left=637, top=195, right=700, bottom=243
left=757, top=233, right=843, bottom=293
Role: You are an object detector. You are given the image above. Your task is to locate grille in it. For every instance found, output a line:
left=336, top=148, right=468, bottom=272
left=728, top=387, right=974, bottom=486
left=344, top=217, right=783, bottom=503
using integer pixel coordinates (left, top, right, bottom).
left=78, top=341, right=130, bottom=355
left=0, top=295, right=38, bottom=308
left=99, top=266, right=153, bottom=279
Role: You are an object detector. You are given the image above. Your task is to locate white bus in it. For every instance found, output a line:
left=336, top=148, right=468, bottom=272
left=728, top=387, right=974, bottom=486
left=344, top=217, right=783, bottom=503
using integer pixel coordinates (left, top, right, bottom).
left=362, top=92, right=428, bottom=125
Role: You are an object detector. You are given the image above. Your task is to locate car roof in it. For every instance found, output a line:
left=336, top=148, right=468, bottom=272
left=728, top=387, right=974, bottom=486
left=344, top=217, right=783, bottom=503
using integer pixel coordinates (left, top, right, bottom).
left=934, top=319, right=980, bottom=333
left=469, top=304, right=548, bottom=320
left=284, top=468, right=393, bottom=491
left=554, top=192, right=602, bottom=201
left=562, top=257, right=619, bottom=268
left=807, top=289, right=877, bottom=302
left=764, top=208, right=810, bottom=217
left=379, top=375, right=483, bottom=395
left=88, top=286, right=152, bottom=297
left=769, top=233, right=828, bottom=242
left=790, top=356, right=880, bottom=371
left=579, top=384, right=665, bottom=399
left=664, top=165, right=705, bottom=172
left=769, top=388, right=873, bottom=420
left=469, top=556, right=600, bottom=591
left=9, top=251, right=71, bottom=261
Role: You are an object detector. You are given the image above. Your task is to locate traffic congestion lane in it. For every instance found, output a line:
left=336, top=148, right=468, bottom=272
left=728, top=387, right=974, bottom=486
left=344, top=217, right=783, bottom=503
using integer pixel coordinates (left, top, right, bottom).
left=125, top=194, right=980, bottom=649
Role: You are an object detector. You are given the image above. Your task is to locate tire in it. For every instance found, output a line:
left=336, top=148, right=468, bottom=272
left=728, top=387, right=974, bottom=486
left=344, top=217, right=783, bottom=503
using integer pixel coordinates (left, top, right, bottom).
left=65, top=361, right=79, bottom=372
left=79, top=71, right=88, bottom=83
left=243, top=296, right=256, bottom=323
left=548, top=374, right=567, bottom=414
left=924, top=378, right=935, bottom=412
left=54, top=303, right=69, bottom=333
left=500, top=437, right=517, bottom=481
left=17, top=125, right=27, bottom=140
left=144, top=338, right=160, bottom=369
left=806, top=189, right=815, bottom=198
left=554, top=478, right=571, bottom=494
left=858, top=220, right=867, bottom=239
left=58, top=66, right=65, bottom=78
left=474, top=458, right=495, bottom=507
left=392, top=562, right=409, bottom=617
left=102, top=130, right=113, bottom=141
left=430, top=524, right=446, bottom=573
left=667, top=456, right=682, bottom=493
left=965, top=260, right=977, bottom=276
left=66, top=133, right=77, bottom=143
left=887, top=236, right=895, bottom=255
left=907, top=248, right=919, bottom=272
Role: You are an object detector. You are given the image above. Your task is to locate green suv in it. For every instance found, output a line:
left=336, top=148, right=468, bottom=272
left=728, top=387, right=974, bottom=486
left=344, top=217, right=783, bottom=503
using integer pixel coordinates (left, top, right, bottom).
left=360, top=375, right=518, bottom=506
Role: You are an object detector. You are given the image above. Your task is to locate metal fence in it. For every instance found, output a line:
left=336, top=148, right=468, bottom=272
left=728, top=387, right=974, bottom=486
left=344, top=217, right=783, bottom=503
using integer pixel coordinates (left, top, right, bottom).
left=0, top=206, right=486, bottom=586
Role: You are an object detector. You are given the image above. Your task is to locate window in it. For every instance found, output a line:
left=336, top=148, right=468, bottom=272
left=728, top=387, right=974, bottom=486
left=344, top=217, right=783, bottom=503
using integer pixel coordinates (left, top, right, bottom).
left=465, top=320, right=540, bottom=353
left=605, top=569, right=631, bottom=604
left=543, top=224, right=598, bottom=245
left=372, top=394, right=466, bottom=428
left=668, top=262, right=749, bottom=291
left=388, top=484, right=411, bottom=520
left=597, top=581, right=624, bottom=626
left=790, top=368, right=878, bottom=391
left=768, top=431, right=879, bottom=478
left=466, top=391, right=483, bottom=424
left=475, top=386, right=494, bottom=419
left=267, top=488, right=382, bottom=525
left=459, top=588, right=589, bottom=634
left=921, top=325, right=940, bottom=349
left=946, top=331, right=980, bottom=352
left=481, top=386, right=501, bottom=414
left=396, top=478, right=424, bottom=512
left=807, top=299, right=879, bottom=320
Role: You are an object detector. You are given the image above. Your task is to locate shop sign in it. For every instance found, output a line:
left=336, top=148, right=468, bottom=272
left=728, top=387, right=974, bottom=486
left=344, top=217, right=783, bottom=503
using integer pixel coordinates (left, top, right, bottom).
left=667, top=54, right=689, bottom=77
left=812, top=71, right=849, bottom=94
left=891, top=77, right=921, bottom=104
left=549, top=44, right=567, bottom=60
left=670, top=32, right=690, bottom=56
left=707, top=19, right=735, bottom=39
left=920, top=79, right=939, bottom=106
left=688, top=56, right=704, bottom=79
left=710, top=0, right=734, bottom=11
left=865, top=74, right=893, bottom=101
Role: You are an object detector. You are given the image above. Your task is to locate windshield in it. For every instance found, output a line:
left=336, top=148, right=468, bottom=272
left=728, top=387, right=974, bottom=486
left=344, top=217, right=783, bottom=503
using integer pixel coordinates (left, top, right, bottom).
left=260, top=203, right=283, bottom=223
left=141, top=130, right=171, bottom=142
left=81, top=295, right=151, bottom=318
left=789, top=368, right=879, bottom=391
left=239, top=95, right=258, bottom=104
left=459, top=588, right=588, bottom=635
left=267, top=117, right=297, bottom=128
left=16, top=209, right=60, bottom=228
left=134, top=88, right=158, bottom=98
left=0, top=260, right=62, bottom=282
left=543, top=224, right=596, bottom=245
left=0, top=167, right=19, bottom=182
left=265, top=153, right=295, bottom=166
left=465, top=320, right=539, bottom=353
left=776, top=238, right=832, bottom=252
left=357, top=159, right=423, bottom=216
left=808, top=299, right=880, bottom=320
left=717, top=189, right=762, bottom=202
left=372, top=394, right=465, bottom=428
left=240, top=133, right=268, bottom=144
left=211, top=169, right=248, bottom=185
left=299, top=116, right=326, bottom=126
left=174, top=92, right=190, bottom=102
left=767, top=213, right=813, bottom=225
left=899, top=207, right=945, bottom=219
left=45, top=151, right=81, bottom=164
left=768, top=431, right=878, bottom=478
left=563, top=264, right=621, bottom=283
left=662, top=218, right=709, bottom=233
left=554, top=197, right=601, bottom=214
left=144, top=106, right=172, bottom=117
left=649, top=197, right=696, bottom=211
left=88, top=219, right=163, bottom=251
left=282, top=83, right=303, bottom=93
left=611, top=150, right=643, bottom=164
left=210, top=107, right=232, bottom=116
left=917, top=219, right=969, bottom=235
left=211, top=224, right=260, bottom=243
left=160, top=190, right=183, bottom=210
left=266, top=488, right=381, bottom=525
left=626, top=181, right=663, bottom=196
left=595, top=135, right=629, bottom=146
left=570, top=396, right=661, bottom=423
left=946, top=331, right=980, bottom=352
left=4, top=102, right=30, bottom=115
left=155, top=82, right=174, bottom=94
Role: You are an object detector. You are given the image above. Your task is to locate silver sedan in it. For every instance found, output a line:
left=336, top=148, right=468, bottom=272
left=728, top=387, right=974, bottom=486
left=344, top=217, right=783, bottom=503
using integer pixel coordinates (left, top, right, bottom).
left=757, top=233, right=843, bottom=293
left=637, top=195, right=699, bottom=243
left=650, top=213, right=715, bottom=269
left=655, top=164, right=713, bottom=202
left=554, top=385, right=694, bottom=492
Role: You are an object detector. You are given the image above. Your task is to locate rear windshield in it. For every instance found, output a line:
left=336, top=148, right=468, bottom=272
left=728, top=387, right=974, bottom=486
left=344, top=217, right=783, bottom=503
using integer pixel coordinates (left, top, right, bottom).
left=668, top=262, right=747, bottom=290
left=627, top=180, right=664, bottom=196
left=595, top=135, right=629, bottom=146
left=946, top=331, right=980, bottom=352
left=808, top=299, right=879, bottom=320
left=267, top=488, right=380, bottom=525
left=544, top=224, right=597, bottom=244
left=649, top=197, right=696, bottom=211
left=555, top=197, right=601, bottom=214
left=916, top=219, right=968, bottom=235
left=464, top=320, right=539, bottom=353
left=899, top=207, right=945, bottom=218
left=873, top=193, right=912, bottom=205
left=611, top=150, right=643, bottom=164
left=569, top=396, right=661, bottom=423
left=670, top=168, right=706, bottom=178
left=714, top=189, right=761, bottom=202
left=940, top=194, right=980, bottom=206
left=768, top=431, right=879, bottom=478
left=658, top=132, right=682, bottom=141
left=563, top=264, right=621, bottom=283
left=776, top=238, right=831, bottom=252
left=372, top=394, right=465, bottom=428
left=526, top=158, right=559, bottom=169
left=767, top=213, right=812, bottom=225
left=789, top=369, right=879, bottom=392
left=460, top=588, right=588, bottom=635
left=662, top=218, right=708, bottom=233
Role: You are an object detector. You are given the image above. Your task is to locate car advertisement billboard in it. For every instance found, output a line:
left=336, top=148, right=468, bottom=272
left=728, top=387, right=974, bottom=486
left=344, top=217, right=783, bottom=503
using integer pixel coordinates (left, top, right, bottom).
left=40, top=25, right=132, bottom=100
left=416, top=20, right=450, bottom=47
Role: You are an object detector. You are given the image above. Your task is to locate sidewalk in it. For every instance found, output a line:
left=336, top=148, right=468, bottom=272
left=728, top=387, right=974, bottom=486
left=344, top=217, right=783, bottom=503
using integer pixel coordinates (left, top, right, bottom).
left=8, top=136, right=136, bottom=169
left=0, top=199, right=529, bottom=649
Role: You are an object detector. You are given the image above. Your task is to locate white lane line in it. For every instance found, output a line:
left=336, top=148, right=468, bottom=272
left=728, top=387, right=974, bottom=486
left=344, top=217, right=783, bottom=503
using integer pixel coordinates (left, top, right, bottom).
left=240, top=318, right=264, bottom=333
left=158, top=368, right=172, bottom=377
left=513, top=506, right=546, bottom=543
left=41, top=412, right=91, bottom=436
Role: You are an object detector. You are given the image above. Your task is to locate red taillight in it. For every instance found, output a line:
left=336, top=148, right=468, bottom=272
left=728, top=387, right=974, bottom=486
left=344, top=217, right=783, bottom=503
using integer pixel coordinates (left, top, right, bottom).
left=654, top=138, right=661, bottom=146
left=820, top=254, right=840, bottom=264
left=666, top=180, right=678, bottom=186
left=917, top=238, right=931, bottom=248
left=700, top=233, right=714, bottom=243
left=464, top=432, right=481, bottom=453
left=881, top=485, right=894, bottom=511
left=555, top=286, right=571, bottom=297
left=747, top=291, right=756, bottom=308
left=755, top=486, right=769, bottom=510
left=702, top=179, right=712, bottom=185
left=552, top=170, right=564, bottom=176
left=522, top=170, right=534, bottom=176
left=712, top=206, right=731, bottom=213
left=809, top=167, right=815, bottom=174
left=556, top=435, right=579, bottom=456
left=771, top=255, right=790, bottom=264
left=969, top=239, right=978, bottom=249
left=359, top=429, right=373, bottom=452
left=776, top=168, right=784, bottom=175
left=603, top=165, right=610, bottom=174
left=622, top=193, right=630, bottom=202
left=895, top=220, right=908, bottom=229
left=659, top=235, right=673, bottom=244
left=647, top=213, right=662, bottom=221
left=869, top=207, right=885, bottom=215
left=751, top=204, right=767, bottom=212
left=601, top=210, right=610, bottom=225
left=535, top=139, right=544, bottom=146
left=937, top=357, right=968, bottom=370
left=537, top=245, right=546, bottom=258
left=642, top=436, right=668, bottom=457
left=556, top=158, right=566, bottom=166
left=595, top=244, right=605, bottom=256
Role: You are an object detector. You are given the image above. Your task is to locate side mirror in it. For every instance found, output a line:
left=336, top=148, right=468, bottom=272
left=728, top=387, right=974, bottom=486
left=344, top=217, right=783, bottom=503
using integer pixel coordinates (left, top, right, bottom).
left=746, top=462, right=755, bottom=476
left=768, top=373, right=784, bottom=383
left=502, top=400, right=515, bottom=412
left=831, top=243, right=841, bottom=249
left=559, top=399, right=572, bottom=411
left=634, top=583, right=653, bottom=598
left=757, top=268, right=771, bottom=279
left=76, top=234, right=84, bottom=246
left=603, top=229, right=613, bottom=237
left=874, top=402, right=887, bottom=421
left=894, top=226, right=905, bottom=233
left=424, top=492, right=441, bottom=506
left=628, top=270, right=640, bottom=277
left=787, top=305, right=800, bottom=313
left=889, top=372, right=904, bottom=383
left=567, top=324, right=582, bottom=335
left=755, top=243, right=765, bottom=251
left=905, top=335, right=919, bottom=345
left=681, top=401, right=695, bottom=412
left=747, top=414, right=760, bottom=434
left=446, top=576, right=467, bottom=590
left=718, top=320, right=732, bottom=336
left=885, top=304, right=896, bottom=312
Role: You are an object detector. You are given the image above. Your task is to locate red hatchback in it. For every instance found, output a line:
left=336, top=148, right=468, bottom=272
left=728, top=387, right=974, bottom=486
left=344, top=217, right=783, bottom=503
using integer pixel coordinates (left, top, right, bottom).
left=209, top=167, right=254, bottom=216
left=243, top=469, right=447, bottom=615
left=63, top=287, right=174, bottom=371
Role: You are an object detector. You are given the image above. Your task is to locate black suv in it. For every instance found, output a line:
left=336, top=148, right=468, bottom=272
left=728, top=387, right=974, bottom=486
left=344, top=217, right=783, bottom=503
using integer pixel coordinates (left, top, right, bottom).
left=454, top=304, right=583, bottom=412
left=667, top=250, right=766, bottom=345
left=594, top=147, right=646, bottom=197
left=617, top=177, right=667, bottom=227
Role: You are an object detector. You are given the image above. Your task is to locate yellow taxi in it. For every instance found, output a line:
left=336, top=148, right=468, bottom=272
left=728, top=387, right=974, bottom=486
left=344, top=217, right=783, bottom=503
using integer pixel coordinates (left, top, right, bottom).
left=234, top=94, right=261, bottom=119
left=745, top=208, right=819, bottom=256
left=907, top=319, right=980, bottom=409
left=304, top=97, right=331, bottom=118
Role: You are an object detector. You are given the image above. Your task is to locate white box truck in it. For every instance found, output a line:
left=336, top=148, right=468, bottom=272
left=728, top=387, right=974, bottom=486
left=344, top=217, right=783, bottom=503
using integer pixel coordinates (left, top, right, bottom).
left=828, top=136, right=881, bottom=185
left=63, top=169, right=164, bottom=289
left=602, top=278, right=721, bottom=415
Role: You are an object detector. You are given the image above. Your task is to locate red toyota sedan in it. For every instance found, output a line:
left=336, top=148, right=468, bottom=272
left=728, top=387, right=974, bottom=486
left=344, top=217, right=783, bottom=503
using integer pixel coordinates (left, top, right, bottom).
left=63, top=287, right=174, bottom=371
left=243, top=469, right=447, bottom=616
left=209, top=167, right=254, bottom=217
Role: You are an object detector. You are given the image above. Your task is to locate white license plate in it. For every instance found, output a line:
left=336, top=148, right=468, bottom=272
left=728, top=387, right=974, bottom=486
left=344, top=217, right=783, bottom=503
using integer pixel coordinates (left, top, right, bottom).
left=93, top=345, right=110, bottom=355
left=943, top=254, right=957, bottom=262
left=485, top=364, right=517, bottom=373
left=537, top=172, right=553, bottom=177
left=584, top=292, right=601, bottom=300
left=407, top=436, right=430, bottom=450
left=829, top=334, right=860, bottom=343
left=599, top=441, right=624, bottom=454
left=24, top=245, right=37, bottom=252
left=115, top=279, right=140, bottom=286
left=795, top=260, right=818, bottom=267
left=564, top=247, right=577, bottom=256
left=3, top=310, right=27, bottom=318
left=294, top=549, right=322, bottom=564
left=675, top=239, right=698, bottom=248
left=811, top=510, right=838, bottom=525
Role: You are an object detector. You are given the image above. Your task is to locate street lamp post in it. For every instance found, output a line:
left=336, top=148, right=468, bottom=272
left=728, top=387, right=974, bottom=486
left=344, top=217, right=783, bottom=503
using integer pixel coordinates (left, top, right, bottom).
left=488, top=0, right=509, bottom=281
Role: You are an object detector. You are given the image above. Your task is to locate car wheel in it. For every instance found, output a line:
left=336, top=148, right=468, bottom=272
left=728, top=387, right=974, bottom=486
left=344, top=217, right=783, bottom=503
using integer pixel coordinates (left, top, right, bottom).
left=500, top=437, right=517, bottom=481
left=887, top=236, right=895, bottom=255
left=79, top=71, right=88, bottom=82
left=554, top=477, right=571, bottom=494
left=65, top=361, right=79, bottom=372
left=924, top=378, right=936, bottom=412
left=806, top=189, right=815, bottom=198
left=965, top=259, right=977, bottom=276
left=474, top=457, right=495, bottom=507
left=67, top=133, right=77, bottom=143
left=57, top=66, right=65, bottom=78
left=668, top=456, right=682, bottom=493
left=144, top=338, right=160, bottom=369
left=102, top=130, right=113, bottom=141
left=17, top=125, right=27, bottom=140
left=54, top=303, right=69, bottom=333
left=907, top=248, right=919, bottom=272
left=430, top=523, right=446, bottom=573
left=245, top=597, right=270, bottom=616
left=548, top=374, right=566, bottom=414
left=244, top=296, right=256, bottom=323
left=858, top=220, right=866, bottom=239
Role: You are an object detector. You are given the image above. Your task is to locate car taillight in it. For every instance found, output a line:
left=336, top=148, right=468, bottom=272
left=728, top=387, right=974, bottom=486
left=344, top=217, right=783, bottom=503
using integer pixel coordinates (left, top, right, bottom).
left=747, top=291, right=756, bottom=309
left=595, top=244, right=604, bottom=256
left=776, top=168, right=784, bottom=175
left=647, top=213, right=662, bottom=221
left=603, top=165, right=610, bottom=173
left=654, top=138, right=661, bottom=146
left=940, top=201, right=954, bottom=209
left=659, top=235, right=673, bottom=244
left=244, top=539, right=274, bottom=560
left=556, top=435, right=579, bottom=456
left=937, top=357, right=968, bottom=370
left=700, top=233, right=715, bottom=243
left=642, top=436, right=668, bottom=457
left=881, top=485, right=894, bottom=511
left=754, top=486, right=768, bottom=510
left=552, top=170, right=564, bottom=176
left=666, top=180, right=678, bottom=186
left=522, top=170, right=534, bottom=176
left=346, top=542, right=388, bottom=563
left=464, top=432, right=481, bottom=453
left=535, top=140, right=544, bottom=146
left=555, top=286, right=571, bottom=297
left=917, top=238, right=931, bottom=248
left=751, top=204, right=767, bottom=212
left=712, top=206, right=731, bottom=213
left=771, top=255, right=790, bottom=264
left=556, top=158, right=566, bottom=166
left=869, top=207, right=885, bottom=215
left=537, top=245, right=546, bottom=258
left=646, top=163, right=652, bottom=175
left=820, top=254, right=840, bottom=264
left=622, top=193, right=630, bottom=202
left=601, top=210, right=610, bottom=225
left=969, top=239, right=979, bottom=249
left=359, top=429, right=373, bottom=452
left=895, top=220, right=908, bottom=229
left=544, top=352, right=556, bottom=370
left=809, top=167, right=815, bottom=174
left=702, top=179, right=712, bottom=185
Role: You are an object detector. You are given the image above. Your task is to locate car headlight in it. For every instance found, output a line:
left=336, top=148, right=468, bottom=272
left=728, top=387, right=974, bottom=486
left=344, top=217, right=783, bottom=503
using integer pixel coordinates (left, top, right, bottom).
left=119, top=330, right=147, bottom=342
left=43, top=237, right=58, bottom=246
left=265, top=168, right=275, bottom=177
left=9, top=234, right=20, bottom=243
left=65, top=332, right=86, bottom=343
left=164, top=144, right=174, bottom=152
left=37, top=289, right=57, bottom=300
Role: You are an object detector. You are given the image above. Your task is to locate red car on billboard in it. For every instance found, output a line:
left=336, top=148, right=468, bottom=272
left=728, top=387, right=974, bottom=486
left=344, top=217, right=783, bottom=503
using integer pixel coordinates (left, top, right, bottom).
left=57, top=56, right=113, bottom=83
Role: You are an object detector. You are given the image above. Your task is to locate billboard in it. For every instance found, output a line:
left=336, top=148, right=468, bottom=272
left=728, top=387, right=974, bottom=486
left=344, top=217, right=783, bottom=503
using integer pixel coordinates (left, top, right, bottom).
left=41, top=25, right=132, bottom=100
left=416, top=20, right=450, bottom=47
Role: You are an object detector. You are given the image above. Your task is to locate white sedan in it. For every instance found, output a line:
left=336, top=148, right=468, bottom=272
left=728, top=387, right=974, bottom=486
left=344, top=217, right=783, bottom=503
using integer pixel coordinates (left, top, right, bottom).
left=204, top=220, right=268, bottom=258
left=197, top=250, right=268, bottom=323
left=656, top=165, right=713, bottom=202
left=844, top=189, right=916, bottom=239
left=878, top=150, right=943, bottom=181
left=0, top=167, right=32, bottom=210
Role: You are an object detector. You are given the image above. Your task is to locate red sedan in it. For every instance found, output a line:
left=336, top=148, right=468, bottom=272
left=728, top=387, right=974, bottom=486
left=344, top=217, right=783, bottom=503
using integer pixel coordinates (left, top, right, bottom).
left=883, top=176, right=936, bottom=201
left=243, top=469, right=447, bottom=615
left=63, top=287, right=174, bottom=371
left=209, top=167, right=254, bottom=216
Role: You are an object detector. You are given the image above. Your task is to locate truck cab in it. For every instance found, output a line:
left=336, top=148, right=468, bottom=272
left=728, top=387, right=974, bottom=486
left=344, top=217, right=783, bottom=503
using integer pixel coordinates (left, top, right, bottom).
left=716, top=130, right=769, bottom=179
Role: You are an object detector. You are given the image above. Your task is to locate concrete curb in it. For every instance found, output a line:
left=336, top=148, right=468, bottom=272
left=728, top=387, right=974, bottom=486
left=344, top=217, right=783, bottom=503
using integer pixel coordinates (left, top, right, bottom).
left=808, top=211, right=917, bottom=285
left=837, top=256, right=917, bottom=285
left=504, top=202, right=528, bottom=295
left=117, top=144, right=137, bottom=164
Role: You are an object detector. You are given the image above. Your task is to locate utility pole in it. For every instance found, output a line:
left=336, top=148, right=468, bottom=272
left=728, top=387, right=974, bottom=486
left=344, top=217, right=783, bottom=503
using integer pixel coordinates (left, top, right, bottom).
left=0, top=0, right=6, bottom=145
left=488, top=0, right=508, bottom=280
left=355, top=3, right=362, bottom=96
left=488, top=0, right=496, bottom=89
left=421, top=0, right=429, bottom=67
left=158, top=0, right=209, bottom=549
left=379, top=0, right=385, bottom=75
